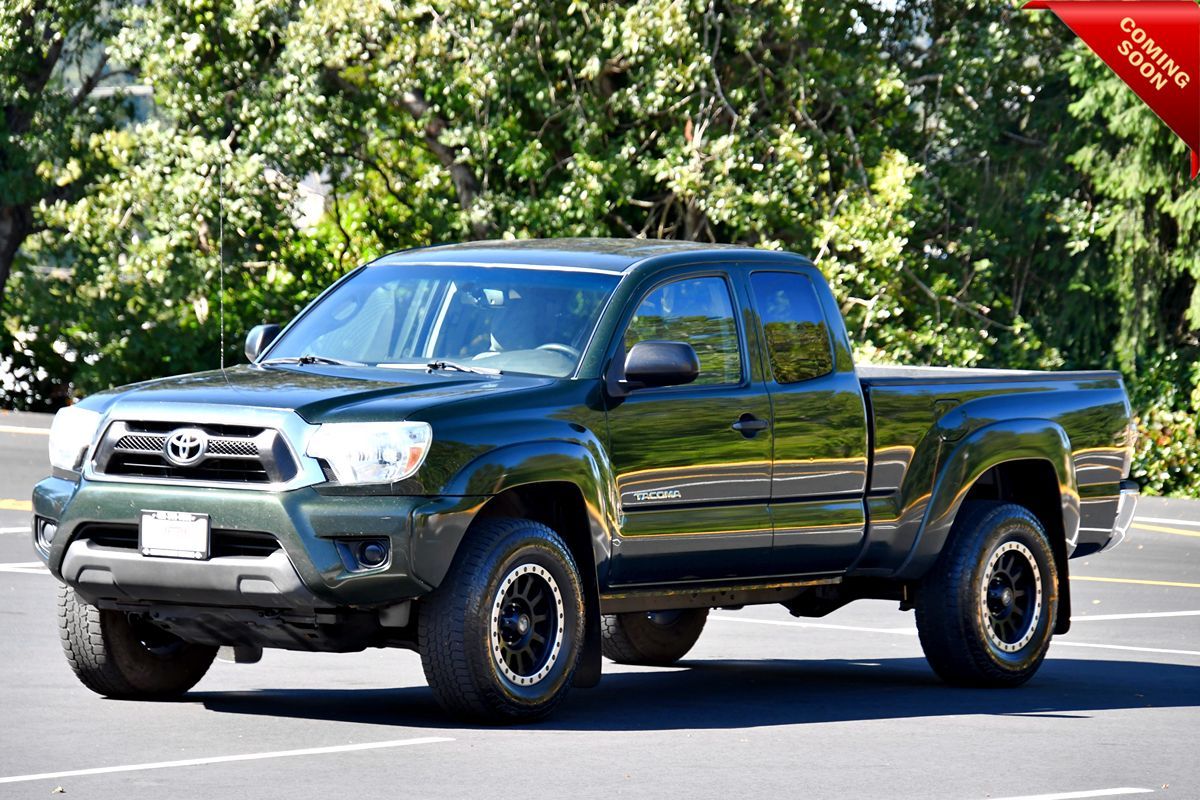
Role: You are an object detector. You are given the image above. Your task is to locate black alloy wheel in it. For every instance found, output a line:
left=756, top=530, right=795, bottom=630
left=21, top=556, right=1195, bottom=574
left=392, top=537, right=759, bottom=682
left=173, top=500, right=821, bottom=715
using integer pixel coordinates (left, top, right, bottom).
left=419, top=517, right=585, bottom=722
left=491, top=562, right=566, bottom=687
left=916, top=501, right=1058, bottom=687
left=982, top=540, right=1043, bottom=655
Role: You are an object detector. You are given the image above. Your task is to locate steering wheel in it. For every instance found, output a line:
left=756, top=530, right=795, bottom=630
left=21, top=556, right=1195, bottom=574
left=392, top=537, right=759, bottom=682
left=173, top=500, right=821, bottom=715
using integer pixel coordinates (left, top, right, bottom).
left=536, top=343, right=582, bottom=360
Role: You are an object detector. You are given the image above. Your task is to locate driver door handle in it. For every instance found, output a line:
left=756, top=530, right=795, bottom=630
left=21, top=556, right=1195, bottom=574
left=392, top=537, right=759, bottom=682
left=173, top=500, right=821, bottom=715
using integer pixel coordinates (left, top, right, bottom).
left=731, top=414, right=770, bottom=438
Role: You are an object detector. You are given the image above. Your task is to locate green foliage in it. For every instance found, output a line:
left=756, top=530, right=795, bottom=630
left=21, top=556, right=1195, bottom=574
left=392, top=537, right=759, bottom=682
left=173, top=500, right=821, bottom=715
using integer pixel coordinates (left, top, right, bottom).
left=9, top=123, right=331, bottom=398
left=1, top=1, right=130, bottom=404
left=1127, top=352, right=1200, bottom=497
left=2, top=0, right=1198, bottom=493
left=4, top=1, right=336, bottom=401
left=0, top=1, right=124, bottom=225
left=1059, top=41, right=1200, bottom=497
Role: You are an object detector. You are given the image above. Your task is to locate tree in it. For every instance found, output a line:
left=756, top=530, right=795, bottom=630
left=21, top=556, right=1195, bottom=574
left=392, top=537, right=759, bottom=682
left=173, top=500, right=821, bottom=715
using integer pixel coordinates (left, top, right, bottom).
left=0, top=1, right=125, bottom=299
left=5, top=0, right=337, bottom=403
left=1062, top=42, right=1200, bottom=495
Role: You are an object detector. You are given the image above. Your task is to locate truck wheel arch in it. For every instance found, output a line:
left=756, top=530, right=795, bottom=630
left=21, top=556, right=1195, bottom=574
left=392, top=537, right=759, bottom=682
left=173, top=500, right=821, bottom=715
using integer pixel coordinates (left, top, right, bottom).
left=413, top=442, right=619, bottom=688
left=471, top=482, right=604, bottom=687
left=423, top=439, right=619, bottom=582
left=896, top=419, right=1079, bottom=634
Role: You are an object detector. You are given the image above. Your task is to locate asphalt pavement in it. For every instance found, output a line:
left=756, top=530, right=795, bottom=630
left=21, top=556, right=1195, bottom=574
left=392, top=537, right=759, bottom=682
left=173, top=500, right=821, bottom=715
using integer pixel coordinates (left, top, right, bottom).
left=0, top=412, right=1197, bottom=799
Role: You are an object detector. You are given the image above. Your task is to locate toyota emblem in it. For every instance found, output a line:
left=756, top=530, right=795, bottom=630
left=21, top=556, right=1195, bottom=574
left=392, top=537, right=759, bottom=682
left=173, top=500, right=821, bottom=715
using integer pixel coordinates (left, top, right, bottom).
left=164, top=428, right=207, bottom=466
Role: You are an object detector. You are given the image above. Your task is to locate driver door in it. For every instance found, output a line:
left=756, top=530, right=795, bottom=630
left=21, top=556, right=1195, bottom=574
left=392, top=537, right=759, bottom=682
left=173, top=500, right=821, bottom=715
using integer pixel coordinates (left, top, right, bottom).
left=605, top=269, right=774, bottom=585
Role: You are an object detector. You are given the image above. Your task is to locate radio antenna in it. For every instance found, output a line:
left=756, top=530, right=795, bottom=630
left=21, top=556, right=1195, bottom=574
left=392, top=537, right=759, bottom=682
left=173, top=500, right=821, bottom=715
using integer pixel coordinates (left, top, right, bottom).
left=218, top=141, right=226, bottom=371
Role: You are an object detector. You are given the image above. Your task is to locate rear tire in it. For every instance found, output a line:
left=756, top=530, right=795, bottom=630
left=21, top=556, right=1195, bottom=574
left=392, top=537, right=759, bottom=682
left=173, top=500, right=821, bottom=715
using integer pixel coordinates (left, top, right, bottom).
left=601, top=609, right=708, bottom=666
left=57, top=585, right=217, bottom=698
left=418, top=518, right=585, bottom=722
left=915, top=501, right=1058, bottom=687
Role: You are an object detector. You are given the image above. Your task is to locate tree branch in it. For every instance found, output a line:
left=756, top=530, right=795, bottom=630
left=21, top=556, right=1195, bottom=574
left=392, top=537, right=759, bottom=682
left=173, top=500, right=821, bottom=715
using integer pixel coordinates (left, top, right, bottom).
left=1001, top=130, right=1046, bottom=148
left=70, top=52, right=108, bottom=109
left=398, top=90, right=493, bottom=239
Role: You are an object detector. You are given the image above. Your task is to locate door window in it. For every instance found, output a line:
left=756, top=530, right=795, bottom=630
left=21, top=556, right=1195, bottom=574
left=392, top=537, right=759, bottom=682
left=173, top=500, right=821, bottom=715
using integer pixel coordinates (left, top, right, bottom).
left=750, top=272, right=833, bottom=383
left=625, top=276, right=742, bottom=386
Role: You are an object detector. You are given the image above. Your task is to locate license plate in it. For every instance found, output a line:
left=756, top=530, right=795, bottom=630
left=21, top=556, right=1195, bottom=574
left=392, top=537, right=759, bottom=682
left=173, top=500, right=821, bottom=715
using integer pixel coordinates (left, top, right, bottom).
left=139, top=510, right=210, bottom=560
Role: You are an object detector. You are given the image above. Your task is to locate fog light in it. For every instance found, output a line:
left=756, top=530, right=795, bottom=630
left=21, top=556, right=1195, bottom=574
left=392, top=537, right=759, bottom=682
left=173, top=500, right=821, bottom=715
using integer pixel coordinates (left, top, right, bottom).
left=35, top=517, right=58, bottom=551
left=334, top=537, right=391, bottom=572
left=358, top=540, right=388, bottom=568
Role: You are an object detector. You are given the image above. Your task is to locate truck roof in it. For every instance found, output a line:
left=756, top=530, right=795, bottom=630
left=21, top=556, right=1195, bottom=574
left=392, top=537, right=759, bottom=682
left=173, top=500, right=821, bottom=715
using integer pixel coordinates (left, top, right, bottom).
left=373, top=237, right=787, bottom=273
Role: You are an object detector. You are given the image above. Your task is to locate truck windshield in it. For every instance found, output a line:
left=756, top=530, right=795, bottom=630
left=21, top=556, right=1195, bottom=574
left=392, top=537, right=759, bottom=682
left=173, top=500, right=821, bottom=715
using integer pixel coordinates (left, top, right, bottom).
left=264, top=264, right=620, bottom=377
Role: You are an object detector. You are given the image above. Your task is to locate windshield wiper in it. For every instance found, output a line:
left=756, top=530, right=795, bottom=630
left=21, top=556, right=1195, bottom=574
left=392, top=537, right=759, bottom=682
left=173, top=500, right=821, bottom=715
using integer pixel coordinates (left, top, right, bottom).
left=426, top=360, right=502, bottom=376
left=375, top=360, right=502, bottom=375
left=261, top=355, right=365, bottom=367
left=356, top=359, right=503, bottom=375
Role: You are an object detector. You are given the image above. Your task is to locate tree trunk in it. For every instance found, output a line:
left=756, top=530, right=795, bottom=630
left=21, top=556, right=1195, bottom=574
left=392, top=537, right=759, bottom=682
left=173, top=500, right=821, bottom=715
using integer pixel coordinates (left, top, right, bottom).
left=0, top=205, right=34, bottom=302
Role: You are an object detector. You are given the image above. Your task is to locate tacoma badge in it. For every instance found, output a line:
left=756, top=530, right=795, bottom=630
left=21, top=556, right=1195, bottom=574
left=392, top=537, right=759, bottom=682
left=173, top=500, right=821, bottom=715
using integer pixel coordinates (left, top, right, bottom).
left=633, top=489, right=683, bottom=502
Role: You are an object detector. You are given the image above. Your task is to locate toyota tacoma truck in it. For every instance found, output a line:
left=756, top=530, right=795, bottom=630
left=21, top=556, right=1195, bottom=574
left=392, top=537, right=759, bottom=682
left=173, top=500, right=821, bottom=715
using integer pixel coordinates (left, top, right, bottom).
left=32, top=238, right=1139, bottom=721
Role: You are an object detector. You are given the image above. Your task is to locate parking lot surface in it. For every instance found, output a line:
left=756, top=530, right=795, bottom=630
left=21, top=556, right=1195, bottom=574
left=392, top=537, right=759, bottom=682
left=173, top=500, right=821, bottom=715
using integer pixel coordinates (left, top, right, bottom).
left=1, top=412, right=1197, bottom=799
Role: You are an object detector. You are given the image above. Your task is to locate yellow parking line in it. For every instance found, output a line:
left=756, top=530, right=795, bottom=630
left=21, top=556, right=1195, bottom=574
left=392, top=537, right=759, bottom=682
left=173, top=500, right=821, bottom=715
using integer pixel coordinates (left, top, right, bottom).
left=1072, top=575, right=1200, bottom=589
left=0, top=425, right=50, bottom=436
left=0, top=499, right=32, bottom=511
left=1132, top=522, right=1200, bottom=538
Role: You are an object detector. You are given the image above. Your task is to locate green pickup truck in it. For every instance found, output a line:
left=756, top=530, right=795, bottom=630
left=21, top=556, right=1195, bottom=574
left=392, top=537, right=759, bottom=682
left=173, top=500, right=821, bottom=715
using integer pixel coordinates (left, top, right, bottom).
left=33, top=238, right=1138, bottom=721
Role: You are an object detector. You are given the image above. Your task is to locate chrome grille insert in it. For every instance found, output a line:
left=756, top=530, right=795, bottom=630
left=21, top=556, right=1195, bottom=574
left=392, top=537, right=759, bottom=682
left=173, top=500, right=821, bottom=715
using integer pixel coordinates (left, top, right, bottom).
left=116, top=434, right=165, bottom=452
left=209, top=439, right=258, bottom=457
left=113, top=433, right=260, bottom=459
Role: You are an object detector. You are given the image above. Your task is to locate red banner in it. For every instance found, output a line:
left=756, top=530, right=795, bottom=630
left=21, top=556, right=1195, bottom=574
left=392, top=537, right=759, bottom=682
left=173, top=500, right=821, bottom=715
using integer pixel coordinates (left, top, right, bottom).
left=1025, top=0, right=1200, bottom=178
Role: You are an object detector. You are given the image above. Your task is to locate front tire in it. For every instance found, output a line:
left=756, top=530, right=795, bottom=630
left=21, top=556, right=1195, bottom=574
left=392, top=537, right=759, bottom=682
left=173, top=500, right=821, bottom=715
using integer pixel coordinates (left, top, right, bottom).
left=601, top=609, right=708, bottom=666
left=915, top=501, right=1058, bottom=687
left=418, top=518, right=585, bottom=722
left=57, top=585, right=217, bottom=698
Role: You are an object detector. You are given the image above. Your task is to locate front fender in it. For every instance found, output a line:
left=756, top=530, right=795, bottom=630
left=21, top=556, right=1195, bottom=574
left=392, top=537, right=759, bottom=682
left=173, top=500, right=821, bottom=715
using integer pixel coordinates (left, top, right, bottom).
left=410, top=439, right=619, bottom=589
left=893, top=418, right=1078, bottom=580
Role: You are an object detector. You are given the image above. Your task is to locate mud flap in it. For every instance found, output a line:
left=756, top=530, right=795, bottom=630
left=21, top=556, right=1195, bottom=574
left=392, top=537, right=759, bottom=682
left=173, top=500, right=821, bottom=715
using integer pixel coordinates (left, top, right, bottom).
left=1054, top=539, right=1071, bottom=635
left=573, top=585, right=603, bottom=688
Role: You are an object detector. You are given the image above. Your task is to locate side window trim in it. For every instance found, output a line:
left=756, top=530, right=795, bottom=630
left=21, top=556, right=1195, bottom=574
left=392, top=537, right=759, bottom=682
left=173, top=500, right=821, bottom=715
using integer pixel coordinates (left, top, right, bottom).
left=611, top=269, right=749, bottom=393
left=747, top=268, right=837, bottom=385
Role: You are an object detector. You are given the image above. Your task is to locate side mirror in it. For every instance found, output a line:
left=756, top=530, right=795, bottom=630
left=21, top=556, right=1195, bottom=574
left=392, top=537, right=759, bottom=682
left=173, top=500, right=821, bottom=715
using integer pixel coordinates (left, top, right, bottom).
left=621, top=340, right=700, bottom=391
left=244, top=324, right=282, bottom=362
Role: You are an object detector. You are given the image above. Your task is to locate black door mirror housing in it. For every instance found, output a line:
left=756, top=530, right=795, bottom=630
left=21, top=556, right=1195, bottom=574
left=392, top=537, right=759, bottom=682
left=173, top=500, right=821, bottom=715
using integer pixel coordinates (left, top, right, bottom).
left=245, top=324, right=282, bottom=362
left=619, top=340, right=700, bottom=392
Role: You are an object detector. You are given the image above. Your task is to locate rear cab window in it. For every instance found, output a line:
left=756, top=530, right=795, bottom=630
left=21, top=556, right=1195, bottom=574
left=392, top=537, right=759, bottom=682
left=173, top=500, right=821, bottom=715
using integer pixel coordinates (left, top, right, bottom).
left=749, top=271, right=833, bottom=383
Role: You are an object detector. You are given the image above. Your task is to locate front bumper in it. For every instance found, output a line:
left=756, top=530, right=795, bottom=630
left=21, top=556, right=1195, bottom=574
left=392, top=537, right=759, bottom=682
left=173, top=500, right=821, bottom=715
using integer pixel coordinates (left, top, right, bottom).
left=33, top=476, right=446, bottom=609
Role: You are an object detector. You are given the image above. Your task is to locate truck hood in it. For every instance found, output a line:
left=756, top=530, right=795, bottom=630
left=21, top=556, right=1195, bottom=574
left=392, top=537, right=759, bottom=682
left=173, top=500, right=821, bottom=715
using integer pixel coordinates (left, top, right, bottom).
left=90, top=364, right=554, bottom=423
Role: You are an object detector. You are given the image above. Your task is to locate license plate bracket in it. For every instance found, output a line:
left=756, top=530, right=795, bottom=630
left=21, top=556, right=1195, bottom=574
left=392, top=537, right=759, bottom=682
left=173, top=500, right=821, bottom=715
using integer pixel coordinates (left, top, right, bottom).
left=139, top=510, right=210, bottom=560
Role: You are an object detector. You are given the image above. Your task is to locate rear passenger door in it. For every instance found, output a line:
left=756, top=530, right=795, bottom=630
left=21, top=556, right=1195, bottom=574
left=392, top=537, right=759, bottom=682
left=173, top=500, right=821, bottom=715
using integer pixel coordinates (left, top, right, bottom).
left=605, top=269, right=774, bottom=585
left=748, top=270, right=869, bottom=575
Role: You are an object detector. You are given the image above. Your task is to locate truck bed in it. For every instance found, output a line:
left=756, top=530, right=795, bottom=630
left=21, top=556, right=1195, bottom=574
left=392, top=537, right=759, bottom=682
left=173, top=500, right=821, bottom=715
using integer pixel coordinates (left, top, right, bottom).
left=850, top=362, right=1131, bottom=576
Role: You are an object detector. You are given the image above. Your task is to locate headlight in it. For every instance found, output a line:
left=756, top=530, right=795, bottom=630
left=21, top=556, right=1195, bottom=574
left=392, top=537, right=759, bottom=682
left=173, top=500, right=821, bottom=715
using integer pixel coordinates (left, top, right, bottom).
left=48, top=406, right=103, bottom=472
left=306, top=421, right=432, bottom=485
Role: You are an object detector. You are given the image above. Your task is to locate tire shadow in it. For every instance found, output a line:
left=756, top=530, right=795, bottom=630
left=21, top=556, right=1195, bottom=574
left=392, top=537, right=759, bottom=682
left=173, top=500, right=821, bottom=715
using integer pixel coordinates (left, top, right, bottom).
left=191, top=655, right=1200, bottom=731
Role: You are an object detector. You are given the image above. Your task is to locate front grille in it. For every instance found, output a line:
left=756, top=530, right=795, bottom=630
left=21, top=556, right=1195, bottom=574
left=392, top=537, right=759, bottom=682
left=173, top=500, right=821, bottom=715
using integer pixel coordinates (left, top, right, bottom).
left=113, top=435, right=259, bottom=458
left=93, top=421, right=298, bottom=485
left=76, top=524, right=282, bottom=558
